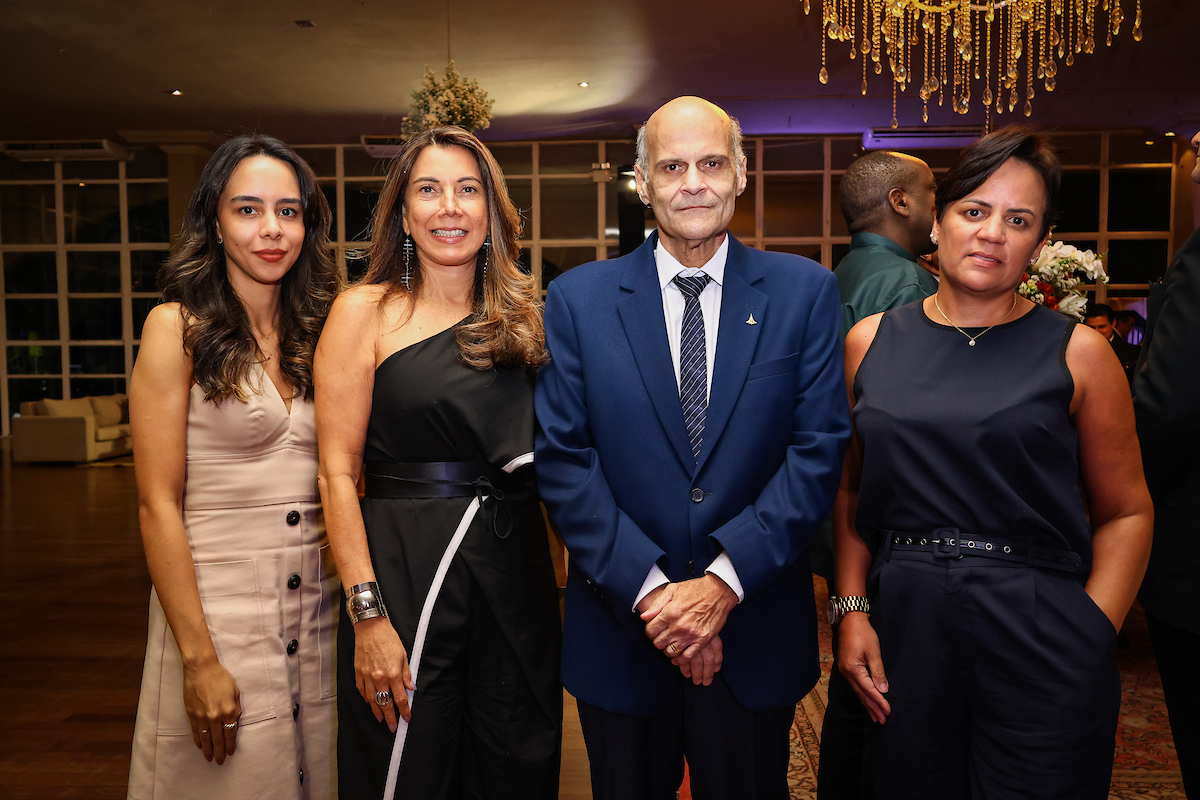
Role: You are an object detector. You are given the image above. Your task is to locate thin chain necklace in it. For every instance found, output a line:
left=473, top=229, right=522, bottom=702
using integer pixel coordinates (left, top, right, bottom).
left=933, top=293, right=1018, bottom=347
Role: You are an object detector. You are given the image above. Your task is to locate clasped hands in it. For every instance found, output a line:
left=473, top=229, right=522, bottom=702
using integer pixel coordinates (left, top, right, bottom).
left=637, top=574, right=738, bottom=686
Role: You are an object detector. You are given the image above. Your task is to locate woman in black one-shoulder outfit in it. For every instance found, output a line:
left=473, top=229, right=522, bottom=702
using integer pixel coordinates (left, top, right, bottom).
left=314, top=126, right=560, bottom=800
left=832, top=127, right=1153, bottom=799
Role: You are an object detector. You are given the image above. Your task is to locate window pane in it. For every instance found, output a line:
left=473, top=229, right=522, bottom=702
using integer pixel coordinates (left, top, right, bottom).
left=605, top=176, right=647, bottom=239
left=3, top=251, right=56, bottom=293
left=69, top=344, right=124, bottom=374
left=132, top=296, right=159, bottom=339
left=729, top=176, right=756, bottom=240
left=1108, top=169, right=1171, bottom=232
left=345, top=181, right=384, bottom=241
left=831, top=139, right=863, bottom=170
left=1, top=184, right=57, bottom=245
left=68, top=297, right=122, bottom=340
left=345, top=248, right=369, bottom=284
left=1109, top=134, right=1172, bottom=165
left=344, top=147, right=387, bottom=178
left=830, top=174, right=849, bottom=237
left=298, top=148, right=336, bottom=177
left=605, top=143, right=637, bottom=173
left=541, top=246, right=596, bottom=290
left=7, top=344, right=61, bottom=375
left=1050, top=134, right=1100, bottom=166
left=763, top=139, right=823, bottom=171
left=6, top=298, right=58, bottom=340
left=62, top=161, right=117, bottom=180
left=832, top=242, right=851, bottom=267
left=63, top=183, right=120, bottom=243
left=506, top=179, right=533, bottom=235
left=1057, top=171, right=1100, bottom=233
left=9, top=377, right=63, bottom=412
left=539, top=143, right=597, bottom=175
left=320, top=182, right=338, bottom=241
left=540, top=179, right=597, bottom=239
left=763, top=175, right=822, bottom=237
left=131, top=250, right=168, bottom=292
left=0, top=153, right=54, bottom=180
left=126, top=148, right=168, bottom=179
left=128, top=182, right=170, bottom=242
left=71, top=377, right=126, bottom=398
left=518, top=247, right=532, bottom=276
left=67, top=251, right=121, bottom=293
left=1106, top=239, right=1170, bottom=283
left=490, top=145, right=533, bottom=176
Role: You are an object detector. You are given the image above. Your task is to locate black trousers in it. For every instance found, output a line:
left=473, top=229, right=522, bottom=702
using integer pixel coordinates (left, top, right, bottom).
left=870, top=550, right=1120, bottom=799
left=1146, top=614, right=1200, bottom=798
left=576, top=673, right=795, bottom=800
left=818, top=593, right=871, bottom=800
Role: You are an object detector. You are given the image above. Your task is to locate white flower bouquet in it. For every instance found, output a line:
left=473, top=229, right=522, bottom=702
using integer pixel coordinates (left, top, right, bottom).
left=1017, top=241, right=1109, bottom=321
left=401, top=62, right=494, bottom=140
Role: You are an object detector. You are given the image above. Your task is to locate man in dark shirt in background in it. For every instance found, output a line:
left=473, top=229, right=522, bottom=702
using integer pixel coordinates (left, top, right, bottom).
left=1085, top=303, right=1139, bottom=385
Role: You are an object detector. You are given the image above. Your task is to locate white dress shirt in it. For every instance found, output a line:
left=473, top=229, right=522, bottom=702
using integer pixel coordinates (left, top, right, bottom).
left=633, top=236, right=744, bottom=609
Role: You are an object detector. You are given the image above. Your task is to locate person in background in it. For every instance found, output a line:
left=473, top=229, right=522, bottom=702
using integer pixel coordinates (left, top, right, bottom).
left=315, top=125, right=561, bottom=800
left=1132, top=126, right=1200, bottom=799
left=127, top=135, right=342, bottom=799
left=818, top=149, right=939, bottom=800
left=1115, top=308, right=1144, bottom=344
left=1085, top=302, right=1139, bottom=384
left=536, top=96, right=850, bottom=800
left=836, top=126, right=1152, bottom=798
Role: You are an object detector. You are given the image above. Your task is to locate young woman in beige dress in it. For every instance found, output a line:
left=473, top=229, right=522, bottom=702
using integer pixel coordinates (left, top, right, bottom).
left=127, top=135, right=341, bottom=800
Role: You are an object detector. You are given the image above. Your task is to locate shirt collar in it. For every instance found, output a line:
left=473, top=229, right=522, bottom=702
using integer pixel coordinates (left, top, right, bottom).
left=655, top=235, right=729, bottom=291
left=849, top=231, right=917, bottom=263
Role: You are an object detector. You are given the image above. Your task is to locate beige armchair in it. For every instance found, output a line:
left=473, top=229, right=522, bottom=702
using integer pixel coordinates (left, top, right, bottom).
left=12, top=394, right=132, bottom=463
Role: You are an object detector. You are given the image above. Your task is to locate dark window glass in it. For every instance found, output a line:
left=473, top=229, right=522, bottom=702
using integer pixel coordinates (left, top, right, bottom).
left=68, top=297, right=122, bottom=340
left=1, top=184, right=57, bottom=245
left=1108, top=169, right=1171, bottom=232
left=606, top=143, right=637, bottom=173
left=506, top=179, right=533, bottom=235
left=1056, top=171, right=1100, bottom=233
left=126, top=148, right=169, bottom=179
left=832, top=242, right=851, bottom=267
left=297, top=148, right=336, bottom=177
left=763, top=175, right=822, bottom=237
left=1109, top=134, right=1172, bottom=165
left=343, top=147, right=387, bottom=178
left=128, top=183, right=170, bottom=242
left=605, top=175, right=648, bottom=239
left=1060, top=239, right=1099, bottom=256
left=830, top=174, right=849, bottom=237
left=766, top=244, right=824, bottom=263
left=62, top=161, right=117, bottom=180
left=540, top=179, right=598, bottom=239
left=541, top=246, right=596, bottom=290
left=63, top=183, right=120, bottom=243
left=67, top=251, right=121, bottom=293
left=6, top=298, right=58, bottom=340
left=3, top=252, right=56, bottom=293
left=132, top=296, right=160, bottom=339
left=345, top=249, right=369, bottom=284
left=831, top=139, right=864, bottom=170
left=8, top=345, right=61, bottom=375
left=345, top=181, right=383, bottom=241
left=1050, top=134, right=1100, bottom=166
left=69, top=345, right=124, bottom=374
left=729, top=176, right=756, bottom=240
left=71, top=377, right=126, bottom=398
left=320, top=183, right=338, bottom=241
left=9, top=377, right=63, bottom=412
left=539, top=143, right=597, bottom=175
left=490, top=145, right=533, bottom=176
left=1105, top=239, right=1171, bottom=283
left=763, top=139, right=823, bottom=171
left=518, top=247, right=532, bottom=276
left=0, top=152, right=54, bottom=180
left=131, top=250, right=168, bottom=292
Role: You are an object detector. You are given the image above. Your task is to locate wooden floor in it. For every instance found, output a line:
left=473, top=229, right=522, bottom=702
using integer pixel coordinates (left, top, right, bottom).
left=0, top=443, right=593, bottom=799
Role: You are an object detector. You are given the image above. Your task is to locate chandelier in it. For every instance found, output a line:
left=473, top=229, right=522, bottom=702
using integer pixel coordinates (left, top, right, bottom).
left=802, top=0, right=1143, bottom=127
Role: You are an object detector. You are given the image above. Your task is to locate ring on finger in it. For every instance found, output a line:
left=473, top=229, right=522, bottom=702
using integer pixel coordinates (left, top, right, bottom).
left=198, top=728, right=210, bottom=735
left=375, top=690, right=392, bottom=707
left=223, top=722, right=238, bottom=730
left=666, top=642, right=681, bottom=656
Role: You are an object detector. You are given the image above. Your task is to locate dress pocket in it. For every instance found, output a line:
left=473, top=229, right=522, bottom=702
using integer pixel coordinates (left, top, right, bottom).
left=155, top=559, right=279, bottom=735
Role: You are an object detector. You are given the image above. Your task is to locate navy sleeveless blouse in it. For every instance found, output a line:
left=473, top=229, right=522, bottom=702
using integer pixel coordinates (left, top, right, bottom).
left=853, top=301, right=1094, bottom=567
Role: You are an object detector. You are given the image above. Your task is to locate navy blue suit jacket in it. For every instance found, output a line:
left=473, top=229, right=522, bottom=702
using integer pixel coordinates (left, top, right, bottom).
left=535, top=233, right=850, bottom=715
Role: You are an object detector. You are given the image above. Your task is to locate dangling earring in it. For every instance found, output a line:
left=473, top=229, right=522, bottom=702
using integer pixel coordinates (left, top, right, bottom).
left=401, top=235, right=414, bottom=292
left=480, top=237, right=489, bottom=287
left=930, top=232, right=938, bottom=246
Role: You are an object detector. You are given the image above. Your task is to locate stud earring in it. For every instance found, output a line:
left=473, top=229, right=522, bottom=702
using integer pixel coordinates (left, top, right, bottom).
left=216, top=235, right=223, bottom=244
left=401, top=235, right=414, bottom=292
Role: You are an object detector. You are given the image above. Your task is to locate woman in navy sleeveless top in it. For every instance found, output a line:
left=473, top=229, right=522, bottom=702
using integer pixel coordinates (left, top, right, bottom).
left=832, top=128, right=1153, bottom=799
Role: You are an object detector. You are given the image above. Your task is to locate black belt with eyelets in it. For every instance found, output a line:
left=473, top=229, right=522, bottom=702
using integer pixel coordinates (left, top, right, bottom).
left=879, top=528, right=1082, bottom=573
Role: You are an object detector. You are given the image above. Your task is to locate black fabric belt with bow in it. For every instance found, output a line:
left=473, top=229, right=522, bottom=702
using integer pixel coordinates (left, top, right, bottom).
left=364, top=460, right=523, bottom=539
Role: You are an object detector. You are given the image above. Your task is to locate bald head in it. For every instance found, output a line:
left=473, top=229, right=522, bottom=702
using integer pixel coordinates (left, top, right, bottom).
left=636, top=96, right=745, bottom=183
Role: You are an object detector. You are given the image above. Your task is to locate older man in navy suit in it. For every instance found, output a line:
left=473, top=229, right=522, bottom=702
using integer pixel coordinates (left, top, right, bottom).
left=535, top=96, right=850, bottom=799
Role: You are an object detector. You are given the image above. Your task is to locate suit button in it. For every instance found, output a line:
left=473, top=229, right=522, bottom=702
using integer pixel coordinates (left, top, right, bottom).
left=293, top=703, right=300, bottom=720
left=686, top=560, right=695, bottom=577
left=299, top=768, right=304, bottom=784
left=286, top=510, right=301, bottom=526
left=690, top=488, right=704, bottom=503
left=287, top=639, right=298, bottom=655
left=288, top=574, right=301, bottom=590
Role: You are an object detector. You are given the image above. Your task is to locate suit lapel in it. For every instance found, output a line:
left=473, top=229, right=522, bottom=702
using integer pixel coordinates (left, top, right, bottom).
left=697, top=236, right=766, bottom=473
left=617, top=236, right=696, bottom=471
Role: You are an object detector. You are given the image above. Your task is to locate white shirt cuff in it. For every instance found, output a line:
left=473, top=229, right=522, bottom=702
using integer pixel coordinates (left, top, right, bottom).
left=633, top=564, right=669, bottom=611
left=705, top=551, right=744, bottom=603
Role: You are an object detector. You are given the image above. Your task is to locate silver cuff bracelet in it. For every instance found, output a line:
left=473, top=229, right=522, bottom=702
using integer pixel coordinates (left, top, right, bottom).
left=346, top=582, right=388, bottom=624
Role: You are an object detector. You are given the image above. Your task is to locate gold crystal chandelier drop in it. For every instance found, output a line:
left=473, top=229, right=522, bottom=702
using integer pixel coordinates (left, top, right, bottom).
left=802, top=0, right=1143, bottom=127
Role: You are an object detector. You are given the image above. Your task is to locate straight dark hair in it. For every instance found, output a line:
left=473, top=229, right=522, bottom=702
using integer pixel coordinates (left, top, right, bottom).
left=158, top=134, right=341, bottom=403
left=936, top=126, right=1061, bottom=238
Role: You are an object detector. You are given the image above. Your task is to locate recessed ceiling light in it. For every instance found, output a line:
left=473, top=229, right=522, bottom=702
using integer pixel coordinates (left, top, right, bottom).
left=170, top=89, right=182, bottom=96
left=579, top=82, right=589, bottom=87
left=294, top=19, right=315, bottom=27
left=1145, top=139, right=1155, bottom=146
left=1165, top=131, right=1176, bottom=138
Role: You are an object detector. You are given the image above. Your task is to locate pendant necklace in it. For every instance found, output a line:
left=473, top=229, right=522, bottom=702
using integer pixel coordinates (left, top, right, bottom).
left=933, top=294, right=1018, bottom=347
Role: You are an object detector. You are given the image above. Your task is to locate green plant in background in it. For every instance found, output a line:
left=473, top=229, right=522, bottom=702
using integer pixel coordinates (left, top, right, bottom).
left=400, top=62, right=494, bottom=139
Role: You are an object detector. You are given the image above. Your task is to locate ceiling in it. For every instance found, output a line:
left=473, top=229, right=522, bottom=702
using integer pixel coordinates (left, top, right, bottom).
left=2, top=0, right=1197, bottom=146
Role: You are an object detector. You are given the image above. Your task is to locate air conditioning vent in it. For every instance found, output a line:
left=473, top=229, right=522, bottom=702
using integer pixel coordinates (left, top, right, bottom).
left=361, top=135, right=406, bottom=158
left=0, top=139, right=130, bottom=161
left=863, top=126, right=985, bottom=150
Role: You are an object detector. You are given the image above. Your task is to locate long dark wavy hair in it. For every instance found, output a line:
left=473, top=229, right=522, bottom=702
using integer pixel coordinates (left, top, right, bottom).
left=158, top=135, right=341, bottom=403
left=362, top=126, right=546, bottom=371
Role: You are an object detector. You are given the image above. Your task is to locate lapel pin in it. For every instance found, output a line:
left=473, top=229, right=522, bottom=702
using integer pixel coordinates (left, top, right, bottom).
left=746, top=313, right=757, bottom=326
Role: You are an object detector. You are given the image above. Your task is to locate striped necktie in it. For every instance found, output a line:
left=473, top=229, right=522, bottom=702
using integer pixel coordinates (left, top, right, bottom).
left=674, top=273, right=712, bottom=461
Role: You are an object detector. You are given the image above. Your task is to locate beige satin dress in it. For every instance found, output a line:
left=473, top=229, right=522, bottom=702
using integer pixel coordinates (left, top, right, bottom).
left=128, top=370, right=338, bottom=800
